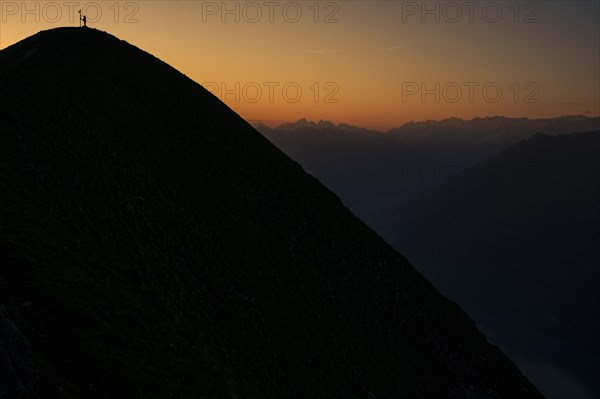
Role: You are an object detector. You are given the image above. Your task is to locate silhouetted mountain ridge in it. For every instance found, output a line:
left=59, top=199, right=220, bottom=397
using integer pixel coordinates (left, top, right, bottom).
left=0, top=28, right=542, bottom=398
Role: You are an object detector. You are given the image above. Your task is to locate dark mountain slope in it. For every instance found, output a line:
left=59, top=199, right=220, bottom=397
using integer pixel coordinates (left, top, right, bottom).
left=0, top=28, right=541, bottom=399
left=396, top=131, right=600, bottom=397
left=398, top=131, right=600, bottom=303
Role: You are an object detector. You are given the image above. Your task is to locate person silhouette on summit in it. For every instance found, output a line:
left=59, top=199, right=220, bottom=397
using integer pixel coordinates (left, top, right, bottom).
left=79, top=10, right=87, bottom=28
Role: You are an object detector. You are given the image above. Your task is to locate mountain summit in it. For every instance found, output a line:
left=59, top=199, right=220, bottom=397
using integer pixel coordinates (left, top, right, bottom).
left=0, top=28, right=542, bottom=398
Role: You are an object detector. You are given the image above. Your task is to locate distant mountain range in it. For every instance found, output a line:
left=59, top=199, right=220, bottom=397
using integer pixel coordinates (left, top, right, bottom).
left=0, top=28, right=542, bottom=398
left=388, top=115, right=600, bottom=162
left=257, top=115, right=600, bottom=163
left=256, top=115, right=599, bottom=228
left=257, top=120, right=425, bottom=225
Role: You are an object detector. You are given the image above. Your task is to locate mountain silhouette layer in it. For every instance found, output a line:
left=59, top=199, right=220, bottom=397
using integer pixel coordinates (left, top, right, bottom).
left=388, top=116, right=600, bottom=162
left=255, top=116, right=599, bottom=239
left=396, top=130, right=600, bottom=313
left=0, top=28, right=543, bottom=399
left=257, top=121, right=426, bottom=226
left=395, top=130, right=600, bottom=398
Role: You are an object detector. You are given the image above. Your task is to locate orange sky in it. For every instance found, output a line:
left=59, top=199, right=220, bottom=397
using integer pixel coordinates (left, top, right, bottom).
left=1, top=1, right=598, bottom=131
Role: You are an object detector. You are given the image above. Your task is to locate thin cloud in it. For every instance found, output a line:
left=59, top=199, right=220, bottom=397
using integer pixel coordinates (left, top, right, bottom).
left=307, top=49, right=343, bottom=55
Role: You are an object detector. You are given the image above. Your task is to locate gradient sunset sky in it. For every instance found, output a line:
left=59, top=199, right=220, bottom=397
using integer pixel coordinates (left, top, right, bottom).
left=1, top=0, right=598, bottom=131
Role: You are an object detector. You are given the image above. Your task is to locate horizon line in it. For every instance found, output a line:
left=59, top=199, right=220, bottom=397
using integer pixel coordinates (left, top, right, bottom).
left=248, top=113, right=600, bottom=133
